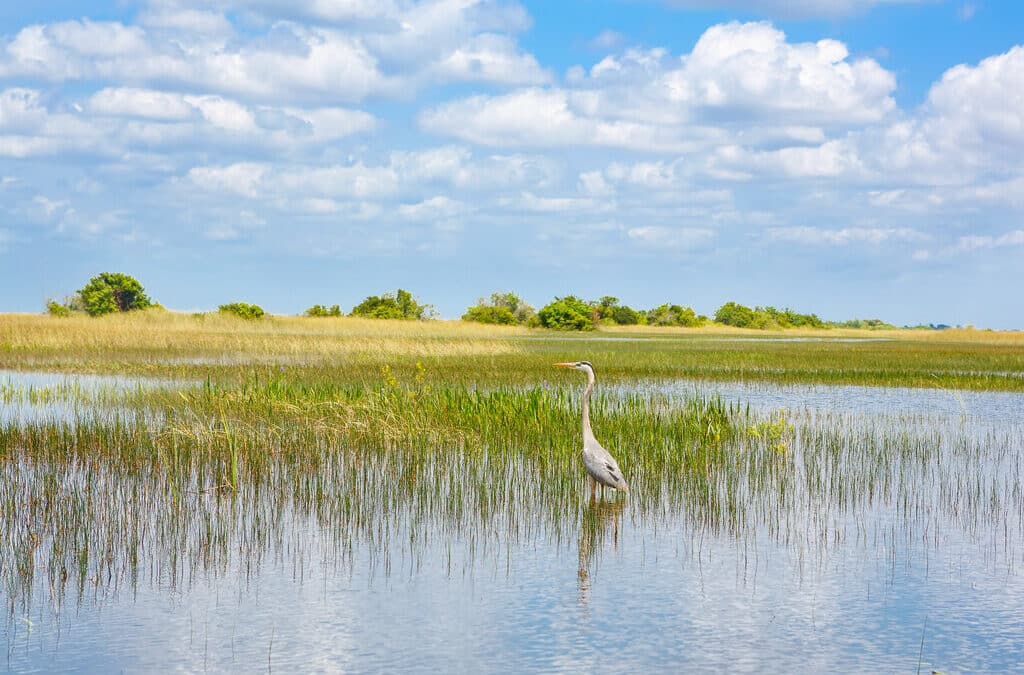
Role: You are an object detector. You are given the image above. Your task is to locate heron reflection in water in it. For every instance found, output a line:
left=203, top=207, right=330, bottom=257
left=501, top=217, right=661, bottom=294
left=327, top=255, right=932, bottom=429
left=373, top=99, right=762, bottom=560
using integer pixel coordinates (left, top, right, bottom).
left=578, top=497, right=626, bottom=602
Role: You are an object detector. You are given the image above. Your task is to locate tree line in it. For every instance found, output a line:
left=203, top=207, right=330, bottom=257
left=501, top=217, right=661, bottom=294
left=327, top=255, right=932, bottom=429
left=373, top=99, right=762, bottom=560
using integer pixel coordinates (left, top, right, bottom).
left=46, top=272, right=899, bottom=330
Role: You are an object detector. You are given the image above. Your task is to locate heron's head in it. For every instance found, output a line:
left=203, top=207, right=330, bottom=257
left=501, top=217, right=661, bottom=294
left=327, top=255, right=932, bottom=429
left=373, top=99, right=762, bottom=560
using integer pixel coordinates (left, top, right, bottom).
left=554, top=361, right=594, bottom=374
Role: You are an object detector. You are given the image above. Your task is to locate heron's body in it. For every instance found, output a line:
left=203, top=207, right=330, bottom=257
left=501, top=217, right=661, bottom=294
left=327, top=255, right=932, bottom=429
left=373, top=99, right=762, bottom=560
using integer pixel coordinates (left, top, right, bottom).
left=555, top=361, right=628, bottom=496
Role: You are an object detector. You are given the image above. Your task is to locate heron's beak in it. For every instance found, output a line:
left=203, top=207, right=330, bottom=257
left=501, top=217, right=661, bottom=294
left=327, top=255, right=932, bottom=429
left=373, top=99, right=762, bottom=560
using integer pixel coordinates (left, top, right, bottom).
left=553, top=362, right=572, bottom=368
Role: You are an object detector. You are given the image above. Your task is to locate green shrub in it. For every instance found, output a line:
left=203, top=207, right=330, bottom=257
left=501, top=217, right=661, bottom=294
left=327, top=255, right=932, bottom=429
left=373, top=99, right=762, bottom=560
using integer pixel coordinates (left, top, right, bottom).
left=305, top=304, right=342, bottom=317
left=715, top=302, right=824, bottom=329
left=538, top=296, right=594, bottom=331
left=77, top=272, right=153, bottom=317
left=219, top=302, right=265, bottom=320
left=462, top=305, right=517, bottom=325
left=647, top=303, right=705, bottom=327
left=45, top=299, right=72, bottom=317
left=714, top=301, right=758, bottom=328
left=591, top=296, right=643, bottom=326
left=832, top=318, right=894, bottom=329
left=462, top=292, right=535, bottom=325
left=351, top=289, right=432, bottom=320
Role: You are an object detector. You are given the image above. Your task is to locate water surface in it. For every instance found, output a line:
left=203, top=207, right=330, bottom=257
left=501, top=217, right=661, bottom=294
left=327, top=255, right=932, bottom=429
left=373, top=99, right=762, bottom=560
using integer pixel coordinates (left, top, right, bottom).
left=3, top=377, right=1023, bottom=672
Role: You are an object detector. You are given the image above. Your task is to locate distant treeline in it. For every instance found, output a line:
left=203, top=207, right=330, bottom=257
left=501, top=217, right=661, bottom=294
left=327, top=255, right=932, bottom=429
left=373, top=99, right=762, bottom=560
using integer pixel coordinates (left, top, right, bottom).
left=459, top=293, right=896, bottom=331
left=47, top=272, right=909, bottom=331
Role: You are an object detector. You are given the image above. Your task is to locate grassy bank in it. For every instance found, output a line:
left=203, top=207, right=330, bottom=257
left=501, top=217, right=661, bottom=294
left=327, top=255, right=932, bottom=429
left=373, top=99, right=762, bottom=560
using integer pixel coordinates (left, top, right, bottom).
left=1, top=311, right=1022, bottom=391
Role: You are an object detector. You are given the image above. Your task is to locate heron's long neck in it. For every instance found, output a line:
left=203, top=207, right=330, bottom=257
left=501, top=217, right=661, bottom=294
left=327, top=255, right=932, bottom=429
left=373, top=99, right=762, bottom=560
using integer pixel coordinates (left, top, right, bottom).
left=581, top=370, right=596, bottom=443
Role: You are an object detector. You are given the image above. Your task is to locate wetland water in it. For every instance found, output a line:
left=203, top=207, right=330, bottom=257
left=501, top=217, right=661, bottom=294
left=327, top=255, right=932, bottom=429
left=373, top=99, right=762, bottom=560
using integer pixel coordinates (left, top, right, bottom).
left=2, top=371, right=1023, bottom=672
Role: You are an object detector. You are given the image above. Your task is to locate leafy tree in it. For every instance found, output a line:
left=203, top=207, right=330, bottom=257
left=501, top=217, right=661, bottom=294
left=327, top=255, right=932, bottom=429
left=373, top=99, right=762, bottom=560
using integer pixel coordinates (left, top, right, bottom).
left=490, top=291, right=537, bottom=325
left=219, top=302, right=265, bottom=319
left=351, top=289, right=432, bottom=320
left=305, top=304, right=342, bottom=317
left=610, top=305, right=643, bottom=326
left=538, top=296, right=594, bottom=331
left=462, top=291, right=536, bottom=326
left=77, top=272, right=153, bottom=317
left=714, top=301, right=758, bottom=328
left=716, top=302, right=826, bottom=329
left=589, top=296, right=645, bottom=325
left=647, top=303, right=704, bottom=327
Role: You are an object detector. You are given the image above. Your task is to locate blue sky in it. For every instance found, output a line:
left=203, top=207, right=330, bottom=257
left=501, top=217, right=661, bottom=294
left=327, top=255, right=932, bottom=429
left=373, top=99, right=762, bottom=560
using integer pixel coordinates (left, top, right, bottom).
left=1, top=0, right=1022, bottom=327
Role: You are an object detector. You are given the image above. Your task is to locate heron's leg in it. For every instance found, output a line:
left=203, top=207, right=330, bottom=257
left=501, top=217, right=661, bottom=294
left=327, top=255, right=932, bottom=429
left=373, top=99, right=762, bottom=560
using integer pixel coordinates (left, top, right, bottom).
left=590, top=477, right=597, bottom=500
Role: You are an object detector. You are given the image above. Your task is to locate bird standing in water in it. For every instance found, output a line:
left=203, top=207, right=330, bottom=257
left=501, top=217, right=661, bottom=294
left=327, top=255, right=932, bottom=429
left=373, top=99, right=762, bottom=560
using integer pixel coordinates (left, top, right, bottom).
left=554, top=361, right=629, bottom=498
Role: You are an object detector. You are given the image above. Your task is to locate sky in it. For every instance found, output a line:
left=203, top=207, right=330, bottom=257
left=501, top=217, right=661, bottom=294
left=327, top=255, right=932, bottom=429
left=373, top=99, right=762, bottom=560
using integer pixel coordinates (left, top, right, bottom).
left=0, top=0, right=1022, bottom=328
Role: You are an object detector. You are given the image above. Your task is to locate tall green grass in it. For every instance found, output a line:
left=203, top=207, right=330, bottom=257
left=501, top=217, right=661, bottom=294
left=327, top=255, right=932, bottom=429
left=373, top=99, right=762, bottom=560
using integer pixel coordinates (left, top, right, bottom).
left=3, top=362, right=1021, bottom=616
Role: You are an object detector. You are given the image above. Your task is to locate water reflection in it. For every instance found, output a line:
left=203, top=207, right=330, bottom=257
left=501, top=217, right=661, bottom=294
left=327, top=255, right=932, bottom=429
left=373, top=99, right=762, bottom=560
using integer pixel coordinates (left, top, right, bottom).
left=3, top=378, right=1024, bottom=670
left=612, top=378, right=1024, bottom=423
left=0, top=369, right=181, bottom=425
left=578, top=497, right=625, bottom=605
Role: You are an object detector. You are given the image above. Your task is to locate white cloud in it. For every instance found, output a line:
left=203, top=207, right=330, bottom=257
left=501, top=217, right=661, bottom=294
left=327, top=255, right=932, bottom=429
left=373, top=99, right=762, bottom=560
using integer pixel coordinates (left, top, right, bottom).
left=398, top=195, right=469, bottom=219
left=421, top=22, right=895, bottom=152
left=389, top=146, right=561, bottom=190
left=137, top=8, right=234, bottom=36
left=766, top=226, right=929, bottom=246
left=577, top=170, right=614, bottom=197
left=507, top=191, right=605, bottom=213
left=88, top=87, right=197, bottom=120
left=0, top=2, right=543, bottom=103
left=866, top=46, right=1024, bottom=183
left=954, top=230, right=1024, bottom=251
left=429, top=33, right=549, bottom=85
left=627, top=225, right=715, bottom=249
left=0, top=86, right=376, bottom=160
left=188, top=162, right=268, bottom=198
left=420, top=88, right=698, bottom=152
left=184, top=147, right=559, bottom=208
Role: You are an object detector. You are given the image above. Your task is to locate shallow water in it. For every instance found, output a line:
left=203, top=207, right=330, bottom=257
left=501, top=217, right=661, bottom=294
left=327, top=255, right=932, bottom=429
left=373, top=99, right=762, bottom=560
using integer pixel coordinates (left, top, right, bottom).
left=0, top=369, right=179, bottom=425
left=3, top=377, right=1024, bottom=672
left=519, top=335, right=891, bottom=343
left=617, top=378, right=1024, bottom=423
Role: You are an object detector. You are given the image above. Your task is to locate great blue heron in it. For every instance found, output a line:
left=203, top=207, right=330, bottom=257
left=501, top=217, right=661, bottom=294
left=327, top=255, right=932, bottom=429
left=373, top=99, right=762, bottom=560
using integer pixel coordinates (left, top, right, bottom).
left=554, top=361, right=629, bottom=498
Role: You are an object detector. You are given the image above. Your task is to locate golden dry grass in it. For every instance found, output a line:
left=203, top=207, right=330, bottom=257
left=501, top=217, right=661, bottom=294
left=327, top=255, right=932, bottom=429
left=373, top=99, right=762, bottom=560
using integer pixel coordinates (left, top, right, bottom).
left=2, top=310, right=1023, bottom=390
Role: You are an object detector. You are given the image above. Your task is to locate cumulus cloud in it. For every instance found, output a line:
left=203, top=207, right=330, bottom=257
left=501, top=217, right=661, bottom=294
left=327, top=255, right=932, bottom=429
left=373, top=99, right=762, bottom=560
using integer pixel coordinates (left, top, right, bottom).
left=421, top=22, right=895, bottom=152
left=0, top=86, right=376, bottom=160
left=0, top=2, right=545, bottom=103
left=863, top=46, right=1024, bottom=184
left=185, top=147, right=562, bottom=207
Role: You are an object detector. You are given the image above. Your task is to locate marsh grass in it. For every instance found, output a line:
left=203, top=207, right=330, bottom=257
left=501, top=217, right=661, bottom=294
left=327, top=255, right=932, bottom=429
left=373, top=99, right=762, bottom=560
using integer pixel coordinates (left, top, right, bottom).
left=2, top=358, right=1021, bottom=620
left=1, top=312, right=1023, bottom=623
left=2, top=313, right=1023, bottom=391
